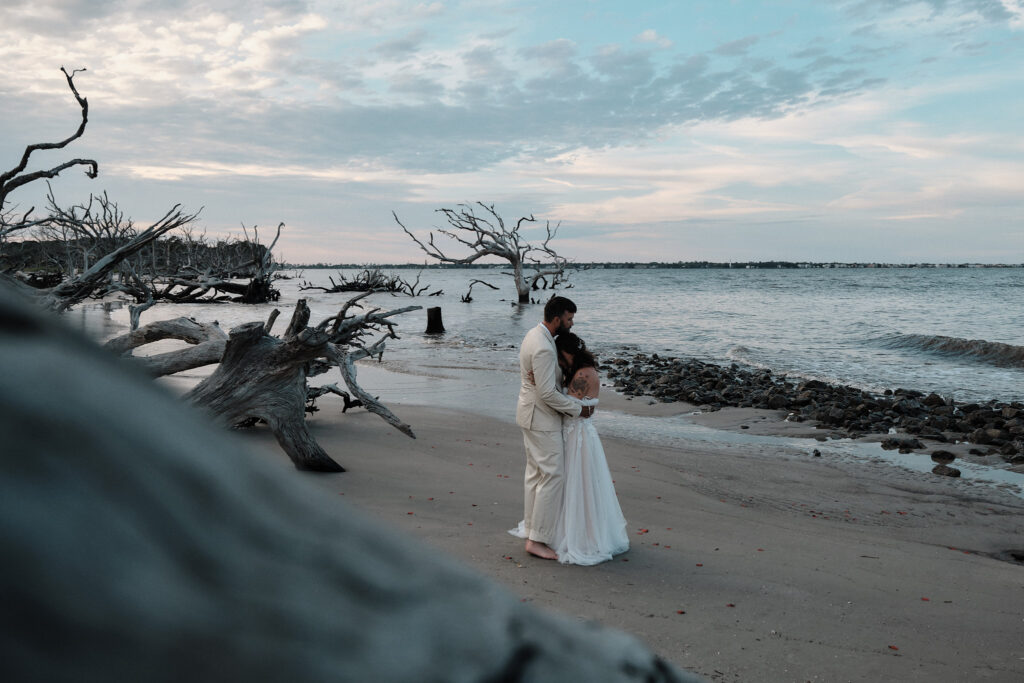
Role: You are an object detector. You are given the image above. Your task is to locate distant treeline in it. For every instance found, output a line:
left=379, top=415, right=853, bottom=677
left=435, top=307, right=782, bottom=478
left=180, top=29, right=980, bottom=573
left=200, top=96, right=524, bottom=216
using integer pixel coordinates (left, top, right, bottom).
left=286, top=261, right=1023, bottom=270
left=5, top=237, right=272, bottom=278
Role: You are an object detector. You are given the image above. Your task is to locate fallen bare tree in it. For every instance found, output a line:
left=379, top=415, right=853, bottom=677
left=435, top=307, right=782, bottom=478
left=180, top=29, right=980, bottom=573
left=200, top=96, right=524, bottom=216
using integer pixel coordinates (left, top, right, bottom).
left=105, top=292, right=421, bottom=471
left=102, top=222, right=283, bottom=308
left=394, top=202, right=570, bottom=304
left=39, top=204, right=199, bottom=312
left=300, top=266, right=437, bottom=296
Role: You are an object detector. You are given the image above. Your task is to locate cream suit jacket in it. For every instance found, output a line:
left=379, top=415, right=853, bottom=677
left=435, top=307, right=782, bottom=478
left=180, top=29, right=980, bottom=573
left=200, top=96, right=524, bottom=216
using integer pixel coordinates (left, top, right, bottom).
left=516, top=324, right=582, bottom=431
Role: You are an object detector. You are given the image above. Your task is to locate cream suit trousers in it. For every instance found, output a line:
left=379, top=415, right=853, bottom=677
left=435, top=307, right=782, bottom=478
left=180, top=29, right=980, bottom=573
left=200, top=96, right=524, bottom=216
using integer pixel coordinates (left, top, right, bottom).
left=521, top=427, right=564, bottom=544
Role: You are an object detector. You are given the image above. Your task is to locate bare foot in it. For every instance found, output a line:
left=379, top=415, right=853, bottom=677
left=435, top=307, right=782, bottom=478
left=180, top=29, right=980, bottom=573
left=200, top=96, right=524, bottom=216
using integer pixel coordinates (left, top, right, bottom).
left=525, top=539, right=558, bottom=560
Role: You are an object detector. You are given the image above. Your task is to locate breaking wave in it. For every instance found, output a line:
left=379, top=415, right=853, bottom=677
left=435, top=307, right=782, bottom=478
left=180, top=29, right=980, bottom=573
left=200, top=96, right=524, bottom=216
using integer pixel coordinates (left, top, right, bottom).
left=881, top=334, right=1024, bottom=368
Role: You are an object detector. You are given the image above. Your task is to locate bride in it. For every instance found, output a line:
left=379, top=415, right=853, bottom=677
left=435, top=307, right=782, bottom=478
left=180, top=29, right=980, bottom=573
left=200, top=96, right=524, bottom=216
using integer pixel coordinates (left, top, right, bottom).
left=511, top=332, right=629, bottom=565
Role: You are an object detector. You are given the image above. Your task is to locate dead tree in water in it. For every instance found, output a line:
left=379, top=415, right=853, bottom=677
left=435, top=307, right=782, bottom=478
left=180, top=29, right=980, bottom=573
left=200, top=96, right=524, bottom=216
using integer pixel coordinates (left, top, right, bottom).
left=461, top=278, right=500, bottom=302
left=394, top=202, right=569, bottom=304
left=105, top=292, right=421, bottom=472
left=300, top=267, right=435, bottom=296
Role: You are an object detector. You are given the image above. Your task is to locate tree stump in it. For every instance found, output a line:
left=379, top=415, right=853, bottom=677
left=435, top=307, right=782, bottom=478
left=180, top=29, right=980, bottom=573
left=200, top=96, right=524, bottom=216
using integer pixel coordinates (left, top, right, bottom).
left=425, top=306, right=445, bottom=334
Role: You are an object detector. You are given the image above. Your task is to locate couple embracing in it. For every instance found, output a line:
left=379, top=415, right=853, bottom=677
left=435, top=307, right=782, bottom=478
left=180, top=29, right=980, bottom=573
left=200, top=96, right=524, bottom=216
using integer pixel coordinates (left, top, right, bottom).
left=509, top=296, right=630, bottom=565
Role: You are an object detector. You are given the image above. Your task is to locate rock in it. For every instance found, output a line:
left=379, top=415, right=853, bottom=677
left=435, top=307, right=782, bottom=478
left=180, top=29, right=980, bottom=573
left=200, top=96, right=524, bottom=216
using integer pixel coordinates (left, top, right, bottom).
left=931, top=464, right=961, bottom=477
left=881, top=436, right=924, bottom=451
left=985, top=428, right=1010, bottom=444
left=970, top=428, right=994, bottom=445
left=930, top=450, right=956, bottom=464
left=923, top=392, right=946, bottom=408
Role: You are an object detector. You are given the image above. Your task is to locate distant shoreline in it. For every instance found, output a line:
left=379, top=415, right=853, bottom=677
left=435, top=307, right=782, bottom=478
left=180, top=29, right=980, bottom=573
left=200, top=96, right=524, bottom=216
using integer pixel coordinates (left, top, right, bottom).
left=282, top=261, right=1024, bottom=270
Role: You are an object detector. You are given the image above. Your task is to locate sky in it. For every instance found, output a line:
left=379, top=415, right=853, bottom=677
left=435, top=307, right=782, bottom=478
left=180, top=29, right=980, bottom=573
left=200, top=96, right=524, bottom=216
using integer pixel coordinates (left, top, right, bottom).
left=1, top=0, right=1023, bottom=265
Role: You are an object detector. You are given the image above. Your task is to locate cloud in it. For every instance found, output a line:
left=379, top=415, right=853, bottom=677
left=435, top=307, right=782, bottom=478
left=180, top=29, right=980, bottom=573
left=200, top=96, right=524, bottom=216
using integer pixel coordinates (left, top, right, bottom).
left=634, top=29, right=673, bottom=49
left=2, top=0, right=1022, bottom=264
left=713, top=35, right=759, bottom=56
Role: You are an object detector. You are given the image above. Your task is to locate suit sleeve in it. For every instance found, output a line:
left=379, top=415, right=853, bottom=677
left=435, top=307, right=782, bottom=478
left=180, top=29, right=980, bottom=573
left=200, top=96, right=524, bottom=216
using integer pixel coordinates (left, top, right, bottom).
left=532, top=344, right=583, bottom=417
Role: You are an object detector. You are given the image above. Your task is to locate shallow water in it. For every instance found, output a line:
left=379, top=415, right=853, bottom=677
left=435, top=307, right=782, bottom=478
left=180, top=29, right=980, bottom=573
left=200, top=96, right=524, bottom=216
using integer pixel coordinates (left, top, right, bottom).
left=269, top=266, right=1024, bottom=404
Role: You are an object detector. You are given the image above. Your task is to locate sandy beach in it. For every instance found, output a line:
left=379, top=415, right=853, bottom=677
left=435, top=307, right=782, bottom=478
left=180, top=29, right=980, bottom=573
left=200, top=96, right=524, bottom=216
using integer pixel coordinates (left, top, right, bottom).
left=216, top=383, right=1024, bottom=683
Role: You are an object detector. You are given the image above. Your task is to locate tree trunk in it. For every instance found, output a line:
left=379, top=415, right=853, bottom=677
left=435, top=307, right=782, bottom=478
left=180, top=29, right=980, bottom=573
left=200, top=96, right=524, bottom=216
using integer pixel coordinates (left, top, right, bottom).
left=513, top=260, right=530, bottom=303
left=186, top=321, right=345, bottom=472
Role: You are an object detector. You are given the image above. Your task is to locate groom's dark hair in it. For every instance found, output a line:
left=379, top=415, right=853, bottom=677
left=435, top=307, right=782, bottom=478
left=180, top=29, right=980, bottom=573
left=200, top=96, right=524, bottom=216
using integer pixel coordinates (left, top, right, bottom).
left=544, top=296, right=577, bottom=322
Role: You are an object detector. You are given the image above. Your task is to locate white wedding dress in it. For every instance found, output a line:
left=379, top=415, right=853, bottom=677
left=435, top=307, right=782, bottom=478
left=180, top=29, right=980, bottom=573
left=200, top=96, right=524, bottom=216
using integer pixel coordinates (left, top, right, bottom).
left=511, top=397, right=630, bottom=565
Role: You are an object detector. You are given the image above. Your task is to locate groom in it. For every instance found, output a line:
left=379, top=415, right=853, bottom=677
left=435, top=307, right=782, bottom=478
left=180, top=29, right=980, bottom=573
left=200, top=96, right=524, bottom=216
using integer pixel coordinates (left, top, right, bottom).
left=516, top=296, right=594, bottom=560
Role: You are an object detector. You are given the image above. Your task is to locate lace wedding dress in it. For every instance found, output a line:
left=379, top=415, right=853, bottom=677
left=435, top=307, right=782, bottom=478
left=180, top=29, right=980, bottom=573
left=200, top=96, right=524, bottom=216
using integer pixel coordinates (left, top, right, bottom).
left=511, top=397, right=630, bottom=565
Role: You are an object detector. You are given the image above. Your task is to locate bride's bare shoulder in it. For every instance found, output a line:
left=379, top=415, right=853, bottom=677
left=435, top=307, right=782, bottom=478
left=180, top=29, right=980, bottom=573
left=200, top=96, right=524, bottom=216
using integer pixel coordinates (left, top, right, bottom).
left=569, top=366, right=600, bottom=398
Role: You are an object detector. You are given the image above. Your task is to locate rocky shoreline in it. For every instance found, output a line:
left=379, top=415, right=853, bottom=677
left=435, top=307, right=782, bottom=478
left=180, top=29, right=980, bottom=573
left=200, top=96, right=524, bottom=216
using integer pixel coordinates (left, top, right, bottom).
left=602, top=353, right=1024, bottom=471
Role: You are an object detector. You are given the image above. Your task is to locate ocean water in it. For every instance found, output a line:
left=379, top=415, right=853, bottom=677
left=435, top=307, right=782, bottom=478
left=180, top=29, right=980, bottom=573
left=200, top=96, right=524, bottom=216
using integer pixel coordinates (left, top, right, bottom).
left=91, top=265, right=1024, bottom=405
left=276, top=266, right=1024, bottom=404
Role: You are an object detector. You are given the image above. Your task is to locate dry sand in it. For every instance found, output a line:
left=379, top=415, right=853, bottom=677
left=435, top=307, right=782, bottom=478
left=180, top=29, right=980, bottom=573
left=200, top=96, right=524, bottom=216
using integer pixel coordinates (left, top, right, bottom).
left=224, top=389, right=1024, bottom=683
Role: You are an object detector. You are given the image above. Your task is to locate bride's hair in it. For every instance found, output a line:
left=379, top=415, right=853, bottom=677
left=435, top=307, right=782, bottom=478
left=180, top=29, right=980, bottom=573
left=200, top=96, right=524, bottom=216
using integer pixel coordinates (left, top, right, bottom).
left=555, top=332, right=597, bottom=385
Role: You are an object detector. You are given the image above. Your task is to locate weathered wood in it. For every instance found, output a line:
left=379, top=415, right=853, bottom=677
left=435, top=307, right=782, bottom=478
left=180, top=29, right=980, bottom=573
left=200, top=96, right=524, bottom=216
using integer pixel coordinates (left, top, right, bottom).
left=105, top=295, right=420, bottom=470
left=328, top=342, right=415, bottom=439
left=0, top=282, right=698, bottom=683
left=184, top=321, right=345, bottom=472
left=104, top=316, right=227, bottom=356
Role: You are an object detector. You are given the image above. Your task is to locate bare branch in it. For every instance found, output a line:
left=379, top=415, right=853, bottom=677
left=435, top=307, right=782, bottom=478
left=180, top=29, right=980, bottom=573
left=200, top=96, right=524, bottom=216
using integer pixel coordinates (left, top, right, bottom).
left=0, top=67, right=98, bottom=210
left=326, top=343, right=415, bottom=439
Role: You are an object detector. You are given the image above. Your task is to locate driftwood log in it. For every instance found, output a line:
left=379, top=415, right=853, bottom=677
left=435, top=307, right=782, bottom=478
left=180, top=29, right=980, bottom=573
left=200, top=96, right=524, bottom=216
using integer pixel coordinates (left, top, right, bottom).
left=103, top=316, right=228, bottom=375
left=103, top=295, right=421, bottom=472
left=0, top=282, right=699, bottom=682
